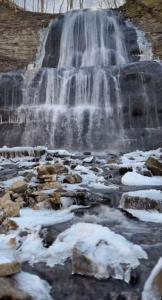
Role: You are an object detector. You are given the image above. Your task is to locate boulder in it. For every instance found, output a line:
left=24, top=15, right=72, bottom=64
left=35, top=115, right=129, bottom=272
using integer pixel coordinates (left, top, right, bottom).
left=72, top=246, right=96, bottom=277
left=120, top=190, right=162, bottom=212
left=63, top=174, right=82, bottom=184
left=37, top=164, right=68, bottom=177
left=0, top=192, right=12, bottom=205
left=0, top=259, right=21, bottom=277
left=0, top=193, right=20, bottom=217
left=0, top=277, right=31, bottom=300
left=146, top=157, right=162, bottom=176
left=10, top=180, right=27, bottom=194
left=35, top=199, right=53, bottom=210
left=0, top=219, right=18, bottom=234
left=35, top=192, right=61, bottom=210
left=3, top=202, right=20, bottom=218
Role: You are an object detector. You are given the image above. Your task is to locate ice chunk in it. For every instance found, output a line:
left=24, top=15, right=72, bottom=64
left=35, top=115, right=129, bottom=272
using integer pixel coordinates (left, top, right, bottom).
left=46, top=222, right=147, bottom=282
left=122, top=171, right=162, bottom=186
left=14, top=271, right=52, bottom=300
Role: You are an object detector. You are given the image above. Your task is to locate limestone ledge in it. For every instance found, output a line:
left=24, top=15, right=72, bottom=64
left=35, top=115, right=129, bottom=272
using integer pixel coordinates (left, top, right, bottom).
left=122, top=0, right=162, bottom=59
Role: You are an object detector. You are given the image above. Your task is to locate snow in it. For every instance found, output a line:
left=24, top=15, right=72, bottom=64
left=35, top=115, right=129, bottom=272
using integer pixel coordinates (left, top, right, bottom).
left=0, top=256, right=12, bottom=264
left=142, top=258, right=162, bottom=300
left=122, top=171, right=162, bottom=186
left=45, top=222, right=147, bottom=282
left=127, top=209, right=162, bottom=224
left=122, top=190, right=162, bottom=201
left=14, top=271, right=52, bottom=300
left=11, top=207, right=75, bottom=229
left=120, top=149, right=162, bottom=168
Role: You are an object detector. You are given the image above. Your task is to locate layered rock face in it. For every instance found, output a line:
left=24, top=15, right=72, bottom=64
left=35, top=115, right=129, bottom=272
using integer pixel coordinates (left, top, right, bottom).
left=122, top=0, right=162, bottom=59
left=0, top=0, right=54, bottom=73
left=0, top=4, right=162, bottom=151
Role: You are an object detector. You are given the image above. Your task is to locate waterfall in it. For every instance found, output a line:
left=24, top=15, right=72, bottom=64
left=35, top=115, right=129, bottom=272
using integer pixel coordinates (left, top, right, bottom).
left=0, top=9, right=162, bottom=151
left=16, top=9, right=138, bottom=150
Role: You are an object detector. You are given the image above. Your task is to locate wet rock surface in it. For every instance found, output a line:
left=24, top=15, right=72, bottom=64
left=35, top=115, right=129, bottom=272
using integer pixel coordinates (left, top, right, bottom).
left=0, top=147, right=161, bottom=299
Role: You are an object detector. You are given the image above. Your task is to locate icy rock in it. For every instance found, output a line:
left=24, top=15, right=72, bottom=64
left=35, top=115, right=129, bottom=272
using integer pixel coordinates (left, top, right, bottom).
left=83, top=156, right=95, bottom=163
left=0, top=277, right=31, bottom=300
left=14, top=271, right=52, bottom=300
left=10, top=180, right=27, bottom=194
left=146, top=157, right=162, bottom=176
left=143, top=258, right=162, bottom=300
left=47, top=223, right=147, bottom=283
left=0, top=257, right=21, bottom=277
left=63, top=174, right=82, bottom=184
left=122, top=171, right=162, bottom=186
left=120, top=190, right=162, bottom=212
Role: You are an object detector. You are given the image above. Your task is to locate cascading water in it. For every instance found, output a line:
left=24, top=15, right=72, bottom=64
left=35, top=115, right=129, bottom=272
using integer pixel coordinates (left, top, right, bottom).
left=0, top=9, right=162, bottom=151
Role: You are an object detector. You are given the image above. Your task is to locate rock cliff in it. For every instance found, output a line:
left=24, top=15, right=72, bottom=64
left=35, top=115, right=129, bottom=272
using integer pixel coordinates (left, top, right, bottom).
left=122, top=0, right=162, bottom=59
left=0, top=0, right=55, bottom=73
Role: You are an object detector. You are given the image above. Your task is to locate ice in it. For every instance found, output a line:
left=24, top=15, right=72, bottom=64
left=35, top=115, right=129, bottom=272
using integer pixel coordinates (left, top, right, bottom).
left=11, top=207, right=75, bottom=229
left=142, top=258, right=162, bottom=300
left=47, top=149, right=71, bottom=157
left=122, top=171, right=162, bottom=186
left=14, top=271, right=52, bottom=300
left=127, top=209, right=162, bottom=224
left=122, top=190, right=162, bottom=201
left=0, top=256, right=12, bottom=264
left=121, top=149, right=162, bottom=168
left=46, top=222, right=147, bottom=282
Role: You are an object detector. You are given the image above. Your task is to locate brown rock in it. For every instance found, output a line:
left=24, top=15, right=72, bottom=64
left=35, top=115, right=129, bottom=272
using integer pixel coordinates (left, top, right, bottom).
left=15, top=197, right=25, bottom=208
left=0, top=192, right=12, bottom=205
left=50, top=192, right=62, bottom=209
left=63, top=174, right=82, bottom=184
left=3, top=202, right=20, bottom=218
left=120, top=193, right=162, bottom=212
left=0, top=219, right=18, bottom=234
left=40, top=182, right=63, bottom=190
left=0, top=277, right=32, bottom=300
left=38, top=174, right=57, bottom=182
left=0, top=260, right=21, bottom=277
left=10, top=180, right=27, bottom=194
left=37, top=164, right=68, bottom=177
left=146, top=156, right=162, bottom=176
